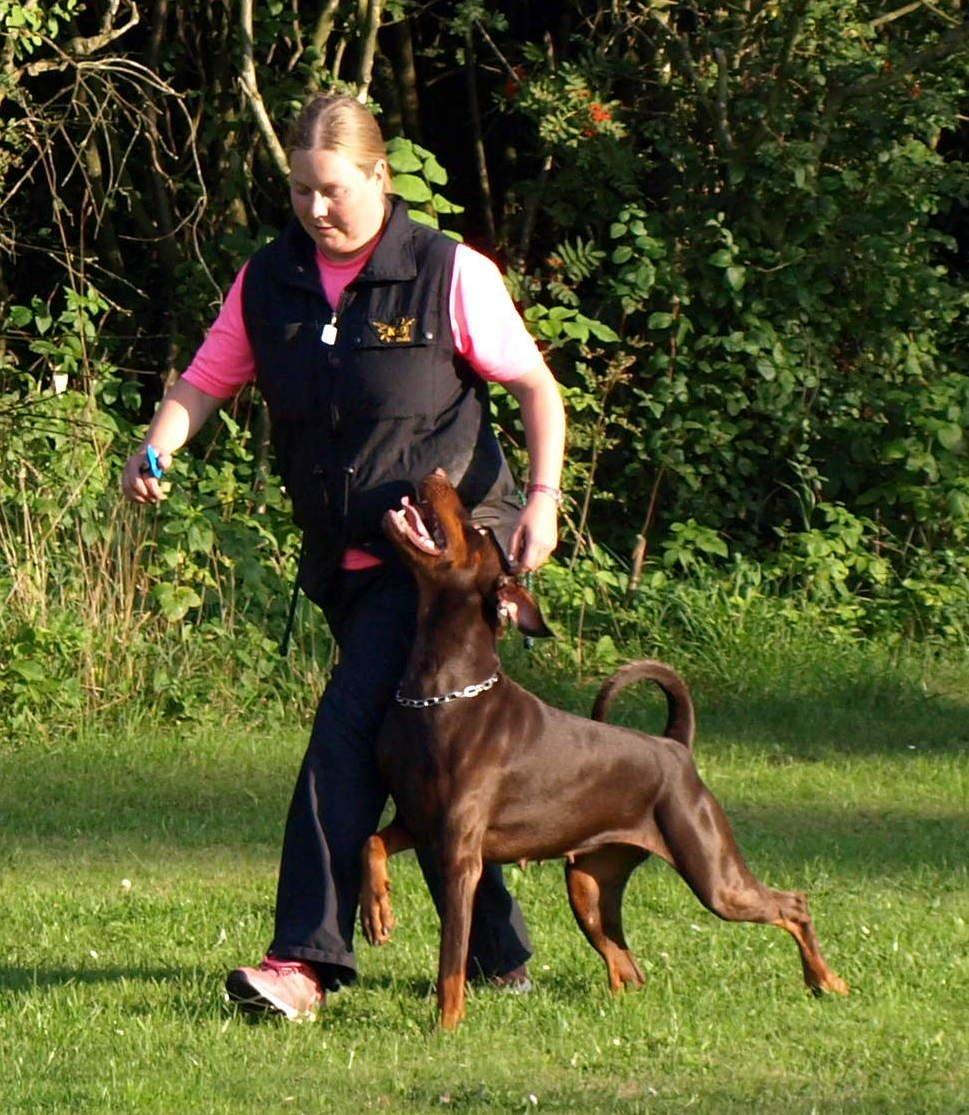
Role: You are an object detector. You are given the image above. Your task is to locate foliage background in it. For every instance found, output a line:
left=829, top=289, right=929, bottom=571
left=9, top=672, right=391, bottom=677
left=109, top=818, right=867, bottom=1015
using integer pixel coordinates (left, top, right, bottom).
left=1, top=1, right=967, bottom=733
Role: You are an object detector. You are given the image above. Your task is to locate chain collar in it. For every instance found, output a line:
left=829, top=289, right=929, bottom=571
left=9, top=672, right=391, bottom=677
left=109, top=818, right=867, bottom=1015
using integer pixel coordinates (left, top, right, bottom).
left=395, top=673, right=499, bottom=709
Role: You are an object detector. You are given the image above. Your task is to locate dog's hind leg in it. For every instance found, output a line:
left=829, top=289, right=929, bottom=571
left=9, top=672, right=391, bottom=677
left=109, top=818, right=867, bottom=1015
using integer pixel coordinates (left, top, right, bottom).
left=657, top=774, right=849, bottom=996
left=565, top=845, right=649, bottom=992
left=771, top=892, right=849, bottom=995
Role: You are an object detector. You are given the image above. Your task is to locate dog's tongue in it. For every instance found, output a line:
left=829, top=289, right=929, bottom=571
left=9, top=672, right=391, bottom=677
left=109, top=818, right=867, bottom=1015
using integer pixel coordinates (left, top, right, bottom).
left=394, top=496, right=440, bottom=554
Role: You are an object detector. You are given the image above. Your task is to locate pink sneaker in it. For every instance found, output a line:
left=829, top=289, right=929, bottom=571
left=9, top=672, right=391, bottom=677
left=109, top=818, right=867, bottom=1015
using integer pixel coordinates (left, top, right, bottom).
left=224, top=957, right=324, bottom=1021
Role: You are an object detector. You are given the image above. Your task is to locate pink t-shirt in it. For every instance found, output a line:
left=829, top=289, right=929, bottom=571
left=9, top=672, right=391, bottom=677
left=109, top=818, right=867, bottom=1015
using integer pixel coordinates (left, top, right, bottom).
left=182, top=242, right=542, bottom=398
left=182, top=240, right=543, bottom=569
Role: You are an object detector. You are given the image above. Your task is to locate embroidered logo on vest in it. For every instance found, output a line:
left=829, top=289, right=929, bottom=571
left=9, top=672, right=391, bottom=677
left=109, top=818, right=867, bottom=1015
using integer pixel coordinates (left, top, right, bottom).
left=373, top=316, right=416, bottom=344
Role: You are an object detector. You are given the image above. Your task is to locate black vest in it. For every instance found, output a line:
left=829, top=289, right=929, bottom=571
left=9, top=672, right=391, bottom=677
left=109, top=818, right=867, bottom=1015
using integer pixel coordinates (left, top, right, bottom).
left=242, top=198, right=520, bottom=602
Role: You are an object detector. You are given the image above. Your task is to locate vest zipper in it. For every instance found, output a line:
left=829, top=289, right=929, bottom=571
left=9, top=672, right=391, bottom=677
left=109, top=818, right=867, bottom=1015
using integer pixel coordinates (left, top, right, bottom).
left=342, top=465, right=355, bottom=519
left=324, top=290, right=359, bottom=532
left=326, top=288, right=357, bottom=434
left=322, top=288, right=357, bottom=347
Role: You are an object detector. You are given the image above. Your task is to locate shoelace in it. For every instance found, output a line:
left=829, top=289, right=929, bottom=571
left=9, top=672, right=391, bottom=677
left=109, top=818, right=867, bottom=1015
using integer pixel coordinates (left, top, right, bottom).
left=261, top=958, right=312, bottom=977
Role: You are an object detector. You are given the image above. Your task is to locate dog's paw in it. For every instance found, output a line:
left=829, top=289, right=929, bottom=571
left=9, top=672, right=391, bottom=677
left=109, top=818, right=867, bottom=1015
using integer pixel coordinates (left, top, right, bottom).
left=808, top=970, right=849, bottom=997
left=822, top=972, right=849, bottom=996
left=360, top=891, right=396, bottom=946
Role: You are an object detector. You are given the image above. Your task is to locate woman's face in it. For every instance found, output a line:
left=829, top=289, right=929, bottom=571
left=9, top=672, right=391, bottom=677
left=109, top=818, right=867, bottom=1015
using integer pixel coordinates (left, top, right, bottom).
left=289, top=148, right=387, bottom=259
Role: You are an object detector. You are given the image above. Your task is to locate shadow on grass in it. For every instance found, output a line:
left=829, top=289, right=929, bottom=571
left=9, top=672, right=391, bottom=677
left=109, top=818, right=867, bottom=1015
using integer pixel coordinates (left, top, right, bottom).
left=352, top=973, right=436, bottom=998
left=0, top=766, right=964, bottom=881
left=2, top=661, right=965, bottom=883
left=0, top=964, right=182, bottom=994
left=0, top=964, right=255, bottom=1023
left=720, top=802, right=968, bottom=881
left=563, top=677, right=969, bottom=760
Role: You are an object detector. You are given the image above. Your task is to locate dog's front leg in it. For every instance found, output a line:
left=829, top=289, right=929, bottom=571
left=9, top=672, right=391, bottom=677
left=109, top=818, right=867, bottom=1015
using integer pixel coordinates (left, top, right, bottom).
left=360, top=819, right=414, bottom=946
left=437, top=834, right=483, bottom=1030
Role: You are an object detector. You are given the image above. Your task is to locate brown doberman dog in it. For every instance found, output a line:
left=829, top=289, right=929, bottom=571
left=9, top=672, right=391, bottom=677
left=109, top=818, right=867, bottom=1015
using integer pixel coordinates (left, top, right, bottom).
left=361, top=469, right=848, bottom=1029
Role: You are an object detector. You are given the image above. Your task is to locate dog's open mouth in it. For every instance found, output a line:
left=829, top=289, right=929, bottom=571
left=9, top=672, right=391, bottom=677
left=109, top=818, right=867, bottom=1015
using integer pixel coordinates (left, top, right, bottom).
left=388, top=495, right=447, bottom=555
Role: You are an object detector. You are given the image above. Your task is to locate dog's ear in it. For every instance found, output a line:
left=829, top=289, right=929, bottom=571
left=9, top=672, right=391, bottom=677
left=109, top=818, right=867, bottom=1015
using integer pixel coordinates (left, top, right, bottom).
left=496, top=577, right=554, bottom=638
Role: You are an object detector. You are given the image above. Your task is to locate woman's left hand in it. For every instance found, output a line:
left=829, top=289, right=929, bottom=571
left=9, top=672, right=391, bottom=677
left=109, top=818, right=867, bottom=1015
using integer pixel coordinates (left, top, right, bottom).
left=508, top=493, right=559, bottom=573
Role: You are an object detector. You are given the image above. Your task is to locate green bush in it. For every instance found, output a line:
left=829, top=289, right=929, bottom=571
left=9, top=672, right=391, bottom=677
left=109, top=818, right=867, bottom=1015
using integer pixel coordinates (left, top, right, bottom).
left=497, top=4, right=968, bottom=591
left=1, top=2, right=966, bottom=736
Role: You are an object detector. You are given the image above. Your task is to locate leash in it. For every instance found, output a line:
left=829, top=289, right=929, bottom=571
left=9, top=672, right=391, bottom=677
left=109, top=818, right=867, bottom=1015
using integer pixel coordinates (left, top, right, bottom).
left=395, top=673, right=499, bottom=708
left=522, top=570, right=535, bottom=653
left=279, top=533, right=306, bottom=657
left=514, top=484, right=535, bottom=654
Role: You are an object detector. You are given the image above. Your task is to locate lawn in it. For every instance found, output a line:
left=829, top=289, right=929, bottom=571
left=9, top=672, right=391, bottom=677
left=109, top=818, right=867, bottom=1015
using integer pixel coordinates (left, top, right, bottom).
left=1, top=654, right=966, bottom=1113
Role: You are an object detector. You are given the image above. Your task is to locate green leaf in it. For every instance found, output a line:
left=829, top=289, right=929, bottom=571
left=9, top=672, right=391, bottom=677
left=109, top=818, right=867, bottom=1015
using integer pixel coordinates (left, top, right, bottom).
left=562, top=321, right=590, bottom=341
left=699, top=535, right=729, bottom=558
left=586, top=319, right=619, bottom=342
left=406, top=209, right=438, bottom=228
left=187, top=521, right=215, bottom=554
left=153, top=584, right=203, bottom=622
left=707, top=248, right=733, bottom=267
left=611, top=246, right=633, bottom=264
left=936, top=424, right=963, bottom=451
left=648, top=312, right=674, bottom=330
left=392, top=175, right=433, bottom=203
left=431, top=193, right=464, bottom=214
left=422, top=155, right=449, bottom=185
left=386, top=147, right=422, bottom=173
left=7, top=658, right=46, bottom=682
left=7, top=305, right=32, bottom=327
left=726, top=266, right=746, bottom=291
left=947, top=490, right=968, bottom=519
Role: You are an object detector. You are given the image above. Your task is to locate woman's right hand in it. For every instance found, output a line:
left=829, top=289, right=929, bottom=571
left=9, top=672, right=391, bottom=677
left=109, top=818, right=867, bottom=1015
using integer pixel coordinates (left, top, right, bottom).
left=121, top=446, right=172, bottom=505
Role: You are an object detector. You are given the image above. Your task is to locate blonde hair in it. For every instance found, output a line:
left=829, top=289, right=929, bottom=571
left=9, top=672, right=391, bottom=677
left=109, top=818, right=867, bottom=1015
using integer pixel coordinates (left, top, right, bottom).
left=287, top=95, right=389, bottom=185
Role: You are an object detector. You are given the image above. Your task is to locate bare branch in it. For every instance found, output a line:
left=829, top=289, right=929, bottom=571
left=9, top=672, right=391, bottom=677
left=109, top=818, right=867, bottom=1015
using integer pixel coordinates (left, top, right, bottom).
left=871, top=2, right=926, bottom=28
left=713, top=48, right=736, bottom=152
left=473, top=17, right=520, bottom=83
left=68, top=1, right=140, bottom=57
left=304, top=0, right=342, bottom=91
left=813, top=14, right=969, bottom=159
left=464, top=28, right=496, bottom=246
left=356, top=0, right=385, bottom=101
left=311, top=0, right=342, bottom=56
left=332, top=35, right=348, bottom=81
left=515, top=152, right=553, bottom=272
left=871, top=0, right=961, bottom=29
left=761, top=0, right=809, bottom=133
left=238, top=0, right=289, bottom=180
left=844, top=19, right=969, bottom=101
left=649, top=13, right=702, bottom=92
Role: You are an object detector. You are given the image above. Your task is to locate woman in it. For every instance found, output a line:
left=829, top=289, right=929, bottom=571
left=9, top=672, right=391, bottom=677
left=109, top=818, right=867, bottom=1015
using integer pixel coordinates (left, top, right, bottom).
left=122, top=94, right=565, bottom=1020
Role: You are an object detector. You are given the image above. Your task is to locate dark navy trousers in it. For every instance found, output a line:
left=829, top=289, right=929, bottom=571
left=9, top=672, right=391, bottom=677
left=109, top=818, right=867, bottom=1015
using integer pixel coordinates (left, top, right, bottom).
left=268, top=561, right=532, bottom=989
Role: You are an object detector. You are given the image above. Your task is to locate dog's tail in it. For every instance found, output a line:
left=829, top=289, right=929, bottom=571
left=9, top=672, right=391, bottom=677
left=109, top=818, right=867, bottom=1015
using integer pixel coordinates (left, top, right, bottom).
left=591, top=659, right=695, bottom=750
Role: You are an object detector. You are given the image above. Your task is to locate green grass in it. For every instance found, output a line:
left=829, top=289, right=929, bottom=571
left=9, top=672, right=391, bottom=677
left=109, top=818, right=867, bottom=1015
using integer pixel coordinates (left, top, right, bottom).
left=1, top=652, right=966, bottom=1113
